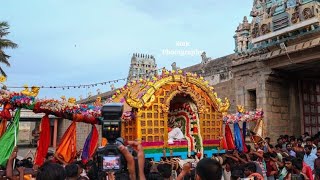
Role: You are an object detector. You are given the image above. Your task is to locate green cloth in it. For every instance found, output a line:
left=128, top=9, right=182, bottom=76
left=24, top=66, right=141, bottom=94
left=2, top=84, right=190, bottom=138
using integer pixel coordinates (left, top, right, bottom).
left=0, top=108, right=21, bottom=167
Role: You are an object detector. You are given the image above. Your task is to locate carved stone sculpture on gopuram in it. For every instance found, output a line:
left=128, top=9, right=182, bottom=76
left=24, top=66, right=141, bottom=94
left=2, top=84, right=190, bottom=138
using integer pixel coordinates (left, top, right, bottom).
left=234, top=0, right=320, bottom=58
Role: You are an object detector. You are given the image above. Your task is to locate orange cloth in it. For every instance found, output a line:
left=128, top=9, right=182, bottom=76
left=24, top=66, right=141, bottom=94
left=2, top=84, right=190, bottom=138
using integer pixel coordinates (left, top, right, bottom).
left=23, top=174, right=32, bottom=180
left=0, top=119, right=7, bottom=138
left=101, top=137, right=107, bottom=146
left=55, top=122, right=77, bottom=164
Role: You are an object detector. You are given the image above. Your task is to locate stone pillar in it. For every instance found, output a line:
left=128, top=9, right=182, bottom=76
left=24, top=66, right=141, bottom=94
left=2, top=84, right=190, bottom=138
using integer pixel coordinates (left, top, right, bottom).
left=53, top=119, right=58, bottom=148
left=261, top=74, right=290, bottom=142
left=289, top=80, right=301, bottom=136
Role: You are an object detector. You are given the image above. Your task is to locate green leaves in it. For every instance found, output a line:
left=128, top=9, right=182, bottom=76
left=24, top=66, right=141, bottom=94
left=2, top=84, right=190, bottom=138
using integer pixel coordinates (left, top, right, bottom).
left=0, top=21, right=18, bottom=77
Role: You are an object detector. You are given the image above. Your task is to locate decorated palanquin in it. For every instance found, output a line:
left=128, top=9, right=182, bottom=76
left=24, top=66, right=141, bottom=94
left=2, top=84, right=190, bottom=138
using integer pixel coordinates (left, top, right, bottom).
left=110, top=69, right=230, bottom=161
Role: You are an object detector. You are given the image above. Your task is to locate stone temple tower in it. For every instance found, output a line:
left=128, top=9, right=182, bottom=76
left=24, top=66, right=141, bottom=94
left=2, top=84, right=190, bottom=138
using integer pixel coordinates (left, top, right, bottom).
left=127, top=53, right=157, bottom=82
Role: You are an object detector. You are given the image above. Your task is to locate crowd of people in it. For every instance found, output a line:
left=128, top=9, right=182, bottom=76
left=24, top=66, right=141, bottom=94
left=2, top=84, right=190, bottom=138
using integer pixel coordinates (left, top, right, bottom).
left=1, top=132, right=320, bottom=180
left=219, top=132, right=320, bottom=180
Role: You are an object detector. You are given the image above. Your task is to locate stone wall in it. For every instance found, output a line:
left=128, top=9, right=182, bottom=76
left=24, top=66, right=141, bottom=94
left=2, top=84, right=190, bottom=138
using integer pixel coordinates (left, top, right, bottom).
left=213, top=79, right=236, bottom=113
left=232, top=59, right=302, bottom=143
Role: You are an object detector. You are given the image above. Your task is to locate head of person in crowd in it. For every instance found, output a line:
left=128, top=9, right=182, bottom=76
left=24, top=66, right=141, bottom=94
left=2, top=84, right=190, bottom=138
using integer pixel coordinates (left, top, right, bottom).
left=230, top=165, right=243, bottom=180
left=36, top=162, right=66, bottom=180
left=317, top=147, right=320, bottom=158
left=223, top=158, right=233, bottom=172
left=291, top=158, right=303, bottom=173
left=249, top=153, right=259, bottom=162
left=304, top=132, right=310, bottom=138
left=286, top=143, right=293, bottom=152
left=254, top=143, right=262, bottom=151
left=144, top=159, right=152, bottom=177
left=275, top=144, right=282, bottom=151
left=45, top=151, right=54, bottom=162
left=305, top=145, right=312, bottom=155
left=315, top=168, right=320, bottom=179
left=284, top=156, right=294, bottom=172
left=265, top=137, right=271, bottom=144
left=284, top=135, right=289, bottom=142
left=147, top=172, right=163, bottom=180
left=297, top=138, right=303, bottom=147
left=269, top=144, right=276, bottom=153
left=243, top=162, right=256, bottom=177
left=85, top=160, right=94, bottom=172
left=65, top=163, right=81, bottom=180
left=277, top=138, right=283, bottom=145
left=277, top=159, right=285, bottom=169
left=263, top=152, right=273, bottom=163
left=246, top=145, right=251, bottom=152
left=74, top=161, right=85, bottom=176
left=157, top=163, right=172, bottom=180
left=195, top=158, right=222, bottom=180
left=306, top=138, right=314, bottom=146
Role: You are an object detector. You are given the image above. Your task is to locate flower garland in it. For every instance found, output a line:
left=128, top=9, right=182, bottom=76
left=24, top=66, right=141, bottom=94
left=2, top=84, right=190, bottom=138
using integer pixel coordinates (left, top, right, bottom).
left=223, top=109, right=264, bottom=124
left=0, top=89, right=133, bottom=124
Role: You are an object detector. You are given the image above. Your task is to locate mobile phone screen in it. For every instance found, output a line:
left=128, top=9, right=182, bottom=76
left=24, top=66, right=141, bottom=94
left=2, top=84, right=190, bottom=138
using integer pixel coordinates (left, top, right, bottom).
left=102, top=156, right=120, bottom=170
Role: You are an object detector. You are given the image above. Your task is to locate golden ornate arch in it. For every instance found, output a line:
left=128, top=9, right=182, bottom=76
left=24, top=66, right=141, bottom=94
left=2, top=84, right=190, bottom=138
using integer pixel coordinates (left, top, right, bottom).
left=124, top=72, right=229, bottom=113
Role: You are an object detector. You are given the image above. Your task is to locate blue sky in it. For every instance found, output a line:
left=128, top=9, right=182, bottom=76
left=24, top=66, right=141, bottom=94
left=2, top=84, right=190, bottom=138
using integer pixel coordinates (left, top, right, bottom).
left=0, top=0, right=253, bottom=100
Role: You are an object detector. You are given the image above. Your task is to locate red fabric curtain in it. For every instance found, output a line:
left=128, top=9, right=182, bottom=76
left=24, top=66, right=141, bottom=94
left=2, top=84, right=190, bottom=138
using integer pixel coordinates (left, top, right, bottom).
left=225, top=124, right=235, bottom=150
left=55, top=121, right=77, bottom=164
left=35, top=114, right=51, bottom=166
left=0, top=103, right=12, bottom=138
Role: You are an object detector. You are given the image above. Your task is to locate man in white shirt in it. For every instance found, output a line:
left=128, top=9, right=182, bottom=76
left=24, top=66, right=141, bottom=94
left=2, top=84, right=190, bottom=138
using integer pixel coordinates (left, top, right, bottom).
left=168, top=127, right=184, bottom=144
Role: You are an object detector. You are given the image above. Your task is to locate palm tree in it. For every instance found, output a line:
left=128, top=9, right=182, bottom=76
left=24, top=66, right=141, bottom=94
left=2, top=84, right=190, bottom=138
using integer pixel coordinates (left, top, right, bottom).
left=0, top=21, right=18, bottom=77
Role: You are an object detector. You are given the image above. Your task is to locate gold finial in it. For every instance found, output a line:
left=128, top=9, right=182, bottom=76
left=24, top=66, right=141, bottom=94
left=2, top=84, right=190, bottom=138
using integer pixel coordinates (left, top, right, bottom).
left=68, top=97, right=76, bottom=104
left=30, top=86, right=40, bottom=97
left=0, top=75, right=6, bottom=83
left=61, top=96, right=66, bottom=102
left=237, top=105, right=245, bottom=113
left=21, top=85, right=40, bottom=97
left=219, top=97, right=230, bottom=116
left=94, top=96, right=102, bottom=106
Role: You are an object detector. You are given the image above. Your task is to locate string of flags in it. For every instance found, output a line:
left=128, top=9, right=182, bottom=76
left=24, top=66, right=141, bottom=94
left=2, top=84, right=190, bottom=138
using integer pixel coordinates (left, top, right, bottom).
left=2, top=68, right=164, bottom=90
